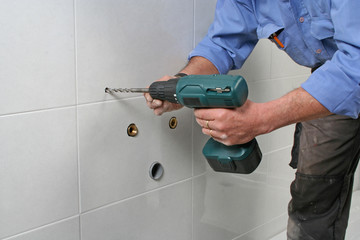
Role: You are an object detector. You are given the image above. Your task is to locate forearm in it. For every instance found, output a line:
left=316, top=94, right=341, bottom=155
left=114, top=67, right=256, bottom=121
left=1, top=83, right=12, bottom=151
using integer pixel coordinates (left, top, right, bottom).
left=260, top=87, right=331, bottom=134
left=194, top=87, right=331, bottom=145
left=178, top=56, right=219, bottom=75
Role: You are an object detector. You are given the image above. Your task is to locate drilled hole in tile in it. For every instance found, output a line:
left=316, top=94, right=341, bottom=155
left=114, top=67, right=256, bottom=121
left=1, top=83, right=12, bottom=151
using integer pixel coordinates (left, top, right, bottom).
left=149, top=162, right=164, bottom=180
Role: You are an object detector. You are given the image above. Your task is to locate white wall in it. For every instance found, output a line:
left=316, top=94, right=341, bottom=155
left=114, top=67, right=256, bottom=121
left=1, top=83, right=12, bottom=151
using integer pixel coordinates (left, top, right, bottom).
left=1, top=1, right=358, bottom=240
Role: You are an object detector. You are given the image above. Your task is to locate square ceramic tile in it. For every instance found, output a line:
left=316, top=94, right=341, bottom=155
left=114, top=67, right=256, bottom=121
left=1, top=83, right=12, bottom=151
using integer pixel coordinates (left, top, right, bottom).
left=0, top=108, right=79, bottom=238
left=78, top=98, right=193, bottom=211
left=81, top=180, right=192, bottom=240
left=292, top=73, right=311, bottom=89
left=194, top=0, right=218, bottom=45
left=193, top=172, right=290, bottom=240
left=270, top=44, right=310, bottom=79
left=0, top=0, right=76, bottom=115
left=269, top=230, right=287, bottom=240
left=346, top=191, right=360, bottom=240
left=234, top=214, right=288, bottom=240
left=247, top=77, right=294, bottom=103
left=256, top=125, right=294, bottom=155
left=76, top=0, right=193, bottom=104
left=266, top=147, right=295, bottom=186
left=231, top=39, right=272, bottom=82
left=3, top=217, right=80, bottom=240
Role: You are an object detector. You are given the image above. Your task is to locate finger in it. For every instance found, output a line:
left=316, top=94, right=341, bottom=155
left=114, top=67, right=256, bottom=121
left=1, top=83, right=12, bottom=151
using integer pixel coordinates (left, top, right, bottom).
left=146, top=99, right=163, bottom=109
left=194, top=108, right=218, bottom=120
left=144, top=93, right=157, bottom=109
left=196, top=118, right=214, bottom=130
left=144, top=93, right=162, bottom=107
left=153, top=101, right=172, bottom=116
left=147, top=101, right=162, bottom=109
left=202, top=128, right=228, bottom=140
left=144, top=92, right=153, bottom=102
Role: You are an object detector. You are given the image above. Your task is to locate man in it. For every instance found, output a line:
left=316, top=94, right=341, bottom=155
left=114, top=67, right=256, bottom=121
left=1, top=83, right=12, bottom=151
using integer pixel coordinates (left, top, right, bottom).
left=144, top=1, right=360, bottom=239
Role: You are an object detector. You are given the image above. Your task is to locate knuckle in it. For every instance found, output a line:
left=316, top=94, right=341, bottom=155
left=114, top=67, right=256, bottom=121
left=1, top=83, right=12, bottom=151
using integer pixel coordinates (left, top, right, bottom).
left=217, top=122, right=226, bottom=131
left=217, top=109, right=227, bottom=119
left=159, top=75, right=172, bottom=81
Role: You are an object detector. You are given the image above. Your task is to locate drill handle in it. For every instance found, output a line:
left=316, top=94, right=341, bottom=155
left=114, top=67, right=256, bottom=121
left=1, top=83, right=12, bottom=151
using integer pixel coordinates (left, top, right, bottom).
left=203, top=138, right=262, bottom=174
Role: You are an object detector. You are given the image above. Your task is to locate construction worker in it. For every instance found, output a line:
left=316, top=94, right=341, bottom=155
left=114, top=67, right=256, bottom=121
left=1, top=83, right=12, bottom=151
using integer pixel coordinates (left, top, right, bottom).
left=144, top=1, right=360, bottom=239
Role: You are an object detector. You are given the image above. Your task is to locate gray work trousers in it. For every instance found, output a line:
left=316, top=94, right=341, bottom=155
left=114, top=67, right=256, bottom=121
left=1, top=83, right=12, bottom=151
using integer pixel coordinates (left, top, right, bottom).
left=287, top=114, right=360, bottom=240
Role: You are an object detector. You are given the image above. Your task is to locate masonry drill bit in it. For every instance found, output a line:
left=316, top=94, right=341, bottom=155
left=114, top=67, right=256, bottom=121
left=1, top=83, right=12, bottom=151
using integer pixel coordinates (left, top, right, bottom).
left=105, top=87, right=149, bottom=94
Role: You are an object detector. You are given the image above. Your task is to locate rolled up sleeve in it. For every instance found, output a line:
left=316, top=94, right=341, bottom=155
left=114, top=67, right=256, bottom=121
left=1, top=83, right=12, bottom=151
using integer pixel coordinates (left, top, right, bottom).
left=189, top=0, right=258, bottom=74
left=302, top=0, right=360, bottom=118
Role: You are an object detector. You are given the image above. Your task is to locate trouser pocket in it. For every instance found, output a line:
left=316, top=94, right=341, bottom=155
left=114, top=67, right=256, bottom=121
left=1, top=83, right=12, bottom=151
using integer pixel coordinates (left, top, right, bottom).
left=288, top=173, right=344, bottom=239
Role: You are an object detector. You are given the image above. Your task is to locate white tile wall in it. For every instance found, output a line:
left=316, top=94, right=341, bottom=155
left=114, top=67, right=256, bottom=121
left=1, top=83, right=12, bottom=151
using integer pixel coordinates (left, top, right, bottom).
left=78, top=99, right=192, bottom=211
left=81, top=180, right=192, bottom=240
left=231, top=39, right=273, bottom=83
left=76, top=0, right=194, bottom=104
left=194, top=0, right=218, bottom=46
left=193, top=171, right=290, bottom=240
left=2, top=0, right=357, bottom=240
left=0, top=109, right=78, bottom=238
left=0, top=0, right=76, bottom=115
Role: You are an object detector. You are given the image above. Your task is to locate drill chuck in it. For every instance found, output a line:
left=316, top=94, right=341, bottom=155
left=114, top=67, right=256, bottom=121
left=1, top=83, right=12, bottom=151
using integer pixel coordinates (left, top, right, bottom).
left=149, top=78, right=179, bottom=104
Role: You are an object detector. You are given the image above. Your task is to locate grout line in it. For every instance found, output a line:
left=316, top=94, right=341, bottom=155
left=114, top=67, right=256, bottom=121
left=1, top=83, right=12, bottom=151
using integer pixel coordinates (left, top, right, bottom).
left=251, top=73, right=311, bottom=84
left=0, top=96, right=145, bottom=118
left=191, top=177, right=195, bottom=240
left=0, top=105, right=77, bottom=118
left=81, top=177, right=194, bottom=215
left=0, top=215, right=80, bottom=240
left=192, top=171, right=207, bottom=180
left=76, top=95, right=145, bottom=107
left=262, top=144, right=293, bottom=156
left=73, top=0, right=83, bottom=239
left=269, top=43, right=274, bottom=79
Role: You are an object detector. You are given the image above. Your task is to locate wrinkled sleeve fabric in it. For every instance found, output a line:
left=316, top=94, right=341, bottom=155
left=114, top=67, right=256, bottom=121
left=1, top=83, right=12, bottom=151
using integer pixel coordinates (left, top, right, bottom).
left=188, top=0, right=258, bottom=74
left=302, top=0, right=360, bottom=118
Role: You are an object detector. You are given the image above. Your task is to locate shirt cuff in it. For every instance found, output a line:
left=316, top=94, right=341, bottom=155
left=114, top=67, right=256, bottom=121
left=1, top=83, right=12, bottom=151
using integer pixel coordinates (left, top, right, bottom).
left=188, top=36, right=234, bottom=74
left=301, top=61, right=360, bottom=118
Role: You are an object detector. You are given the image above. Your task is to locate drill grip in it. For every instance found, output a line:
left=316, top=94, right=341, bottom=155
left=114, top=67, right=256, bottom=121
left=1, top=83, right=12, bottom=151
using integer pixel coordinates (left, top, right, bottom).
left=149, top=78, right=179, bottom=103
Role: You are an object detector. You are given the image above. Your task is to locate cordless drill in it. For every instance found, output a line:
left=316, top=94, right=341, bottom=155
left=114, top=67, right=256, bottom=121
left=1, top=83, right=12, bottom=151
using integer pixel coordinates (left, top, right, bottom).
left=105, top=74, right=262, bottom=174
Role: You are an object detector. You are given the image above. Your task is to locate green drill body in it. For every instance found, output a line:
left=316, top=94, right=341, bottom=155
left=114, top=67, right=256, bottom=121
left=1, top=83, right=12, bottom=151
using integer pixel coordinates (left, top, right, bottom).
left=106, top=74, right=262, bottom=174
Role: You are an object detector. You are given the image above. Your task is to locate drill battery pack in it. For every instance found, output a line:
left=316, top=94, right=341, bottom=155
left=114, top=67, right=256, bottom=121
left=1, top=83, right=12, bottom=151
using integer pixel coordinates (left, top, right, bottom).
left=202, top=138, right=262, bottom=174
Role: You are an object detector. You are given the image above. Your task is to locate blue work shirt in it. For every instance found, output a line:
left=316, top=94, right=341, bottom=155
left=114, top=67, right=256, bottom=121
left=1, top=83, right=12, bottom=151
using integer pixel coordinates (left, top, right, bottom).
left=189, top=0, right=360, bottom=118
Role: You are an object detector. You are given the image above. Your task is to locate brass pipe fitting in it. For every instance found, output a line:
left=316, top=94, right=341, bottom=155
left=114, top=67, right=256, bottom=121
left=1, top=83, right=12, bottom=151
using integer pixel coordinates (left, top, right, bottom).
left=169, top=117, right=178, bottom=129
left=127, top=123, right=138, bottom=137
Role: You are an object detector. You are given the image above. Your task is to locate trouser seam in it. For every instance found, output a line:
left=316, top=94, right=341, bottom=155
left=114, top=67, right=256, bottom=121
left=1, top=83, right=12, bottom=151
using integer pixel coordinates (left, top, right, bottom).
left=333, top=122, right=360, bottom=239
